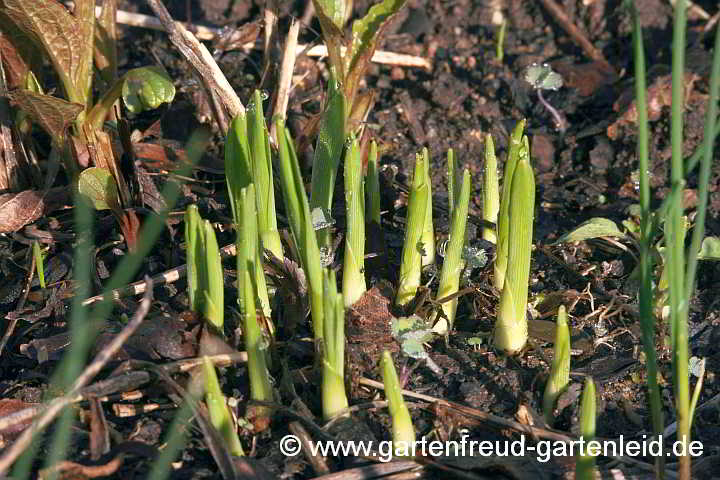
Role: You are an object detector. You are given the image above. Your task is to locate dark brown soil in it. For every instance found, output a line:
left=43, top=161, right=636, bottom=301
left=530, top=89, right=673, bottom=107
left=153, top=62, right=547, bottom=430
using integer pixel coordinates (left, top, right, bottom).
left=2, top=0, right=720, bottom=478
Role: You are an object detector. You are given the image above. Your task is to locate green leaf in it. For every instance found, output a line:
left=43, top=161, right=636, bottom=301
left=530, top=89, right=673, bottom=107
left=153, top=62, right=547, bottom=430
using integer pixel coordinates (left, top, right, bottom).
left=391, top=315, right=433, bottom=359
left=312, top=0, right=346, bottom=30
left=3, top=0, right=95, bottom=105
left=524, top=63, right=563, bottom=91
left=122, top=66, right=176, bottom=113
left=7, top=89, right=83, bottom=143
left=698, top=236, right=720, bottom=260
left=311, top=0, right=346, bottom=78
left=77, top=167, right=121, bottom=211
left=553, top=217, right=626, bottom=245
left=346, top=0, right=407, bottom=104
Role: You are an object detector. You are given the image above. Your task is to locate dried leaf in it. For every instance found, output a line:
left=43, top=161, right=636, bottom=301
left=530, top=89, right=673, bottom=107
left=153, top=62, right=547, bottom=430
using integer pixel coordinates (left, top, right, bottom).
left=2, top=0, right=95, bottom=104
left=6, top=89, right=82, bottom=142
left=0, top=189, right=45, bottom=232
left=77, top=166, right=121, bottom=211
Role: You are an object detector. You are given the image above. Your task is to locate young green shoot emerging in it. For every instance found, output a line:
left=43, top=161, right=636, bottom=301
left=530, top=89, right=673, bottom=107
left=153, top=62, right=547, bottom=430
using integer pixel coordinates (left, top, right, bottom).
left=203, top=357, right=245, bottom=457
left=184, top=205, right=224, bottom=330
left=32, top=241, right=46, bottom=289
left=524, top=63, right=567, bottom=132
left=494, top=136, right=534, bottom=355
left=483, top=134, right=499, bottom=244
left=433, top=169, right=471, bottom=335
left=381, top=350, right=415, bottom=457
left=343, top=136, right=366, bottom=307
left=322, top=269, right=348, bottom=421
left=543, top=305, right=570, bottom=425
left=238, top=185, right=273, bottom=421
left=275, top=118, right=325, bottom=342
left=420, top=148, right=435, bottom=267
left=495, top=119, right=525, bottom=290
left=366, top=140, right=381, bottom=226
left=575, top=378, right=597, bottom=480
left=396, top=156, right=429, bottom=307
left=247, top=90, right=283, bottom=260
left=310, top=83, right=348, bottom=250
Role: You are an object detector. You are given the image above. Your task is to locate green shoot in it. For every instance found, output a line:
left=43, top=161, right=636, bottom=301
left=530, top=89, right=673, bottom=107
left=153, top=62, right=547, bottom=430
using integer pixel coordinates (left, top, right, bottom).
left=494, top=136, right=534, bottom=355
left=366, top=140, right=381, bottom=225
left=494, top=119, right=525, bottom=290
left=184, top=205, right=224, bottom=330
left=396, top=156, right=429, bottom=307
left=32, top=241, right=46, bottom=289
left=247, top=90, right=283, bottom=260
left=575, top=378, right=597, bottom=480
left=343, top=136, right=367, bottom=307
left=543, top=305, right=570, bottom=425
left=381, top=350, right=415, bottom=457
left=483, top=134, right=499, bottom=244
left=238, top=185, right=273, bottom=421
left=203, top=357, right=245, bottom=456
left=322, top=269, right=348, bottom=421
left=419, top=148, right=434, bottom=267
left=447, top=148, right=456, bottom=216
left=496, top=18, right=507, bottom=62
left=433, top=169, right=471, bottom=335
left=310, top=83, right=347, bottom=249
left=275, top=118, right=325, bottom=342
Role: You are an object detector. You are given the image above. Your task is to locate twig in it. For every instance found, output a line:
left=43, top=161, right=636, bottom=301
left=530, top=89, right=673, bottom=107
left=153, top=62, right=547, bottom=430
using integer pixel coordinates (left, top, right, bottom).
left=270, top=18, right=300, bottom=141
left=0, top=278, right=154, bottom=474
left=76, top=4, right=431, bottom=70
left=145, top=0, right=245, bottom=122
left=81, top=242, right=237, bottom=305
left=538, top=0, right=613, bottom=73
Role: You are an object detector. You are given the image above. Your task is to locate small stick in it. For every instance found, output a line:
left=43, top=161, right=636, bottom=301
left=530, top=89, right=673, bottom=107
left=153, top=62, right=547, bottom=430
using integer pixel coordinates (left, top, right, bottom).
left=145, top=0, right=245, bottom=121
left=270, top=18, right=300, bottom=141
left=538, top=0, right=613, bottom=73
left=0, top=278, right=154, bottom=474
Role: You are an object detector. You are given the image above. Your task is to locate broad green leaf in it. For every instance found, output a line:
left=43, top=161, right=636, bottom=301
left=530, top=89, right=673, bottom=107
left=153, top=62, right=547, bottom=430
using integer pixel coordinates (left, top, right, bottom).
left=77, top=167, right=121, bottom=211
left=3, top=0, right=95, bottom=105
left=698, top=236, right=720, bottom=260
left=391, top=315, right=433, bottom=359
left=122, top=66, right=176, bottom=113
left=553, top=217, right=626, bottom=245
left=7, top=89, right=83, bottom=142
left=313, top=0, right=346, bottom=30
left=346, top=0, right=407, bottom=103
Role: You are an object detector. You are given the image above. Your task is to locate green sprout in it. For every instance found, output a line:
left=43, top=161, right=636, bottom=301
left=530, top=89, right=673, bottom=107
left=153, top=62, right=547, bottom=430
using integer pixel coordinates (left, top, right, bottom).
left=322, top=269, right=348, bottom=421
left=419, top=148, right=435, bottom=267
left=494, top=136, right=534, bottom=355
left=543, top=305, right=570, bottom=425
left=433, top=169, right=471, bottom=335
left=381, top=350, right=415, bottom=457
left=342, top=136, right=367, bottom=307
left=366, top=140, right=381, bottom=226
left=237, top=185, right=273, bottom=422
left=32, top=241, right=46, bottom=289
left=483, top=134, right=499, bottom=244
left=396, top=156, right=429, bottom=308
left=203, top=357, right=245, bottom=457
left=184, top=205, right=224, bottom=330
left=275, top=118, right=325, bottom=343
left=494, top=119, right=525, bottom=290
left=575, top=378, right=597, bottom=480
left=496, top=18, right=507, bottom=62
left=524, top=63, right=567, bottom=132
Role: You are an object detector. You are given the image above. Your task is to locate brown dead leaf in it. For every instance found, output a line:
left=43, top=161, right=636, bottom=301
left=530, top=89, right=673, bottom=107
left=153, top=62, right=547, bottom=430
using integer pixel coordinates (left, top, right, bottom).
left=0, top=187, right=69, bottom=233
left=38, top=456, right=125, bottom=480
left=7, top=89, right=83, bottom=142
left=551, top=60, right=617, bottom=97
left=0, top=398, right=37, bottom=441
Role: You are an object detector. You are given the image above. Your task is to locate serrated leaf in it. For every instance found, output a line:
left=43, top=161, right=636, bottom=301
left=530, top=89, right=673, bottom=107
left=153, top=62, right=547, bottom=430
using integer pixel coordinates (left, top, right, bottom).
left=77, top=167, right=121, bottom=211
left=346, top=0, right=407, bottom=102
left=698, top=236, right=720, bottom=260
left=553, top=217, right=625, bottom=245
left=6, top=89, right=83, bottom=142
left=122, top=66, right=176, bottom=113
left=2, top=0, right=94, bottom=104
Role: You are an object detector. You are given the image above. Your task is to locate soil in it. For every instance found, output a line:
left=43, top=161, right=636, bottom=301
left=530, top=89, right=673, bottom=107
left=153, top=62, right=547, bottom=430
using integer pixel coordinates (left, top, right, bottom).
left=2, top=0, right=720, bottom=478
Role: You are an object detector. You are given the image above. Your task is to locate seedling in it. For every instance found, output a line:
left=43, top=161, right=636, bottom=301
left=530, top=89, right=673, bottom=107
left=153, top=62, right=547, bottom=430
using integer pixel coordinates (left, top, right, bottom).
left=575, top=378, right=597, bottom=480
left=322, top=269, right=348, bottom=421
left=203, top=357, right=245, bottom=457
left=543, top=305, right=570, bottom=425
left=381, top=350, right=415, bottom=458
left=342, top=136, right=367, bottom=307
left=524, top=63, right=567, bottom=132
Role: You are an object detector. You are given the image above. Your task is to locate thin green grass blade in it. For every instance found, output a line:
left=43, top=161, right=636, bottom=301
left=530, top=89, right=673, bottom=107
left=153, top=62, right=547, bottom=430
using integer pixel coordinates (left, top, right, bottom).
left=203, top=219, right=224, bottom=330
left=575, top=378, right=597, bottom=480
left=420, top=148, right=434, bottom=267
left=483, top=134, right=499, bottom=244
left=343, top=136, right=366, bottom=306
left=225, top=114, right=252, bottom=224
left=381, top=350, right=415, bottom=456
left=33, top=241, right=45, bottom=288
left=543, top=305, right=570, bottom=425
left=203, top=357, right=244, bottom=456
left=366, top=140, right=381, bottom=225
left=630, top=5, right=664, bottom=475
